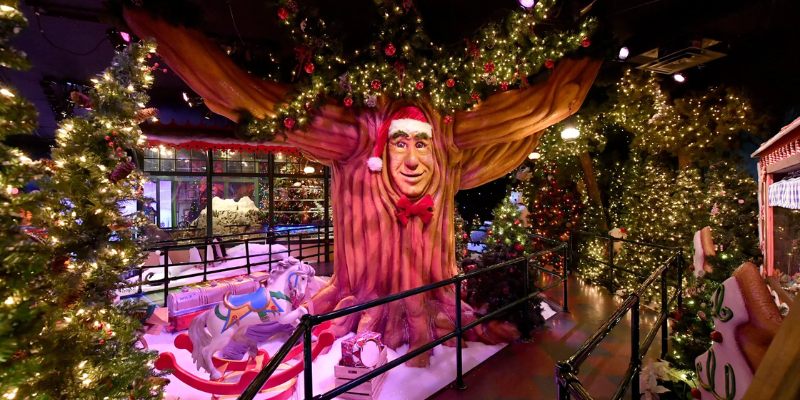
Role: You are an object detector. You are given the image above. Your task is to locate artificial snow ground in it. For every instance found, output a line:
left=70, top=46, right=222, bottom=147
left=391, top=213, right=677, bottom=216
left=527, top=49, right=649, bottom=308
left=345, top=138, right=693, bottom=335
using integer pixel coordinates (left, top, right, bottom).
left=146, top=302, right=555, bottom=400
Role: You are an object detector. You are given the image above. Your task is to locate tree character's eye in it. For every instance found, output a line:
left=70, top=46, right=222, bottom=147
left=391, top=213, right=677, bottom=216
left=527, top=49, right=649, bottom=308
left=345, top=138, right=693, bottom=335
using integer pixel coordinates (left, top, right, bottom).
left=415, top=141, right=427, bottom=149
left=396, top=141, right=407, bottom=148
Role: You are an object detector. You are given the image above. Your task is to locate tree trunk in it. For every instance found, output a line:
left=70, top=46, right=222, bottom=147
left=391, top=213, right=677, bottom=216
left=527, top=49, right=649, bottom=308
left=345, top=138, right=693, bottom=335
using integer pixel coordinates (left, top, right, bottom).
left=304, top=103, right=506, bottom=367
left=677, top=150, right=692, bottom=170
left=579, top=151, right=608, bottom=231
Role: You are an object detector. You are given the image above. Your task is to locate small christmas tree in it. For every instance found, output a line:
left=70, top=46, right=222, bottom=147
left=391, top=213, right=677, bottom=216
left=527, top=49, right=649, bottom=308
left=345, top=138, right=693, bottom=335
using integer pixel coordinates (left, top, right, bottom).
left=0, top=11, right=164, bottom=396
left=454, top=208, right=469, bottom=263
left=524, top=163, right=583, bottom=271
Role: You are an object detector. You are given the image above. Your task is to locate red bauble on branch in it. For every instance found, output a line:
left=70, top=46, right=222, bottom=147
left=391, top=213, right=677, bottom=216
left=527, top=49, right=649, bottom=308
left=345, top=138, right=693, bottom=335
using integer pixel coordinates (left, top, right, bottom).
left=581, top=37, right=591, bottom=48
left=343, top=97, right=353, bottom=107
left=283, top=117, right=296, bottom=130
left=277, top=7, right=289, bottom=20
left=304, top=62, right=315, bottom=74
left=384, top=43, right=396, bottom=57
left=446, top=78, right=456, bottom=88
left=371, top=80, right=382, bottom=90
left=544, top=59, right=555, bottom=69
left=484, top=62, right=495, bottom=73
left=415, top=81, right=424, bottom=90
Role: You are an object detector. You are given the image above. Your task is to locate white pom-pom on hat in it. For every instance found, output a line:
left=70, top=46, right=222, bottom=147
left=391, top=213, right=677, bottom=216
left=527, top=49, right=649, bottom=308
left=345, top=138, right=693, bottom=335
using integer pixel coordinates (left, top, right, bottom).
left=367, top=157, right=383, bottom=172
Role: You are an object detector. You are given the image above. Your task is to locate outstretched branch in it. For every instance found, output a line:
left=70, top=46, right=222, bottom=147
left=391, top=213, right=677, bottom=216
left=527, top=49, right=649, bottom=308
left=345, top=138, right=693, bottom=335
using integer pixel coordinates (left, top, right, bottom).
left=123, top=8, right=359, bottom=163
left=453, top=58, right=601, bottom=149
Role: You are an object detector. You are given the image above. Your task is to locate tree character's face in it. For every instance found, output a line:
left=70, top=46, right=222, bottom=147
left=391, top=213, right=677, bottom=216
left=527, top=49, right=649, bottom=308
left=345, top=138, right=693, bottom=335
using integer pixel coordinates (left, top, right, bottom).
left=388, top=131, right=434, bottom=198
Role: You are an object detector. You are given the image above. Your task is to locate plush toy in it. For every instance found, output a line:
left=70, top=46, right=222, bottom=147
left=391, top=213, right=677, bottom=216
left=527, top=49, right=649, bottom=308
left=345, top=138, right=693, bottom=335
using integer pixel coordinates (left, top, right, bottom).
left=693, top=226, right=717, bottom=278
left=608, top=227, right=628, bottom=255
left=509, top=191, right=530, bottom=227
left=694, top=262, right=783, bottom=400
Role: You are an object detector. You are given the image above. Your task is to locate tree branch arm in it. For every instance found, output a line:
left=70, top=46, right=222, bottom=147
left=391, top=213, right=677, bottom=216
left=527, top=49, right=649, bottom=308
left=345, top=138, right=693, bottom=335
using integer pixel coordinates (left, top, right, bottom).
left=459, top=134, right=539, bottom=189
left=453, top=58, right=601, bottom=149
left=123, top=8, right=289, bottom=121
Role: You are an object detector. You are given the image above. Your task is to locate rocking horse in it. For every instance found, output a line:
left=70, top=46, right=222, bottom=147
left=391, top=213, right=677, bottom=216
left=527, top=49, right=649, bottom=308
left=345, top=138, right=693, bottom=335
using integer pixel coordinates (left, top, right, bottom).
left=188, top=257, right=315, bottom=380
left=153, top=257, right=334, bottom=398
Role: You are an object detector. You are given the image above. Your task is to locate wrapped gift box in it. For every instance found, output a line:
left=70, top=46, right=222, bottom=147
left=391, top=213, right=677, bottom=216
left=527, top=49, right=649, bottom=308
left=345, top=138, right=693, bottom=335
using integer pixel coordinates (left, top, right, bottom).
left=334, top=348, right=388, bottom=400
left=166, top=271, right=269, bottom=332
left=341, top=332, right=384, bottom=368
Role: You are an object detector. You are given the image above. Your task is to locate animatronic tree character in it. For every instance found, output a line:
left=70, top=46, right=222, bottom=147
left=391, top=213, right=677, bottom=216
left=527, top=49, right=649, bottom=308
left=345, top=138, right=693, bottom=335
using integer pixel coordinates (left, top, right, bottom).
left=124, top=9, right=600, bottom=367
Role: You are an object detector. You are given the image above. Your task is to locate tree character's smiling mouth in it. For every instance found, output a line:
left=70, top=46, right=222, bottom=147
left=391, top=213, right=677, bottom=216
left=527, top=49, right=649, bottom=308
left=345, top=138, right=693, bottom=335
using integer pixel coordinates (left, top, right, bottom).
left=401, top=171, right=424, bottom=178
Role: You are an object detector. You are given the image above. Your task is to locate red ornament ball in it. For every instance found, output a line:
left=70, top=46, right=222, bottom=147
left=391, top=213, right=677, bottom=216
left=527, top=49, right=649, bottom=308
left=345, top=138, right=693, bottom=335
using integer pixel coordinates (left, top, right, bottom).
left=104, top=135, right=111, bottom=141
left=500, top=82, right=509, bottom=91
left=415, top=81, right=425, bottom=90
left=462, top=233, right=468, bottom=239
left=98, top=339, right=105, bottom=345
left=384, top=43, right=396, bottom=57
left=581, top=37, right=591, bottom=48
left=446, top=78, right=456, bottom=88
left=277, top=7, right=289, bottom=20
left=283, top=117, right=296, bottom=130
left=544, top=59, right=555, bottom=69
left=443, top=115, right=453, bottom=124
left=710, top=330, right=723, bottom=343
left=371, top=80, right=382, bottom=90
left=513, top=243, right=524, bottom=252
left=484, top=62, right=495, bottom=73
left=343, top=97, right=353, bottom=107
left=304, top=62, right=315, bottom=74
left=690, top=388, right=702, bottom=399
left=162, top=68, right=168, bottom=73
left=9, top=187, right=19, bottom=195
left=107, top=141, right=115, bottom=147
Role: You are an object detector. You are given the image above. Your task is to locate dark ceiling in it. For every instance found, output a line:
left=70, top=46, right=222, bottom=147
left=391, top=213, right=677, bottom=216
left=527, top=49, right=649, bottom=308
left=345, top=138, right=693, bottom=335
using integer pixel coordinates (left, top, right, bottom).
left=5, top=0, right=800, bottom=146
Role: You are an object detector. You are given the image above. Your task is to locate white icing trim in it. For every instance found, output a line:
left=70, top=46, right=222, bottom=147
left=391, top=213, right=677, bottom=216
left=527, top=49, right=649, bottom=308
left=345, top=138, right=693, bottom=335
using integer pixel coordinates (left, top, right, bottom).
left=389, top=118, right=433, bottom=135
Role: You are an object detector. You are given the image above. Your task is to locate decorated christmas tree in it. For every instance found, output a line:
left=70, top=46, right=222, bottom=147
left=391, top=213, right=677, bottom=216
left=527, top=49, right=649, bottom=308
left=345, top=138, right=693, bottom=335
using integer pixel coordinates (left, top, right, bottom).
left=523, top=162, right=583, bottom=271
left=454, top=208, right=469, bottom=263
left=0, top=6, right=163, bottom=395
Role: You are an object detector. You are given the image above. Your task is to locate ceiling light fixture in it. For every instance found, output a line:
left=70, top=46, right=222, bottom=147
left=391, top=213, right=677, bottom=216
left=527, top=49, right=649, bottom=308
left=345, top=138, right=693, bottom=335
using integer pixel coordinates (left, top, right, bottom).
left=673, top=73, right=686, bottom=83
left=519, top=0, right=536, bottom=9
left=561, top=126, right=580, bottom=141
left=618, top=47, right=629, bottom=60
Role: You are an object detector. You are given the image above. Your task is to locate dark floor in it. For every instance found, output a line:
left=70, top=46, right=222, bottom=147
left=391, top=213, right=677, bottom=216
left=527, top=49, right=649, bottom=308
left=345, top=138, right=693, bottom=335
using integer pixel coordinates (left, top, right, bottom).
left=430, top=275, right=664, bottom=400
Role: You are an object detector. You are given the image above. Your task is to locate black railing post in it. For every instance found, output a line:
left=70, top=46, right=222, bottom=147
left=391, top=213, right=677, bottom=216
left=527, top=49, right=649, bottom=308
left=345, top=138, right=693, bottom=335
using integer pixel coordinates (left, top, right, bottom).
left=323, top=166, right=331, bottom=263
left=303, top=317, right=314, bottom=400
left=162, top=247, right=170, bottom=307
left=556, top=361, right=572, bottom=400
left=454, top=280, right=466, bottom=390
left=202, top=237, right=209, bottom=282
left=677, top=249, right=684, bottom=309
left=563, top=241, right=570, bottom=313
left=631, top=296, right=641, bottom=400
left=245, top=237, right=251, bottom=275
left=660, top=267, right=668, bottom=359
left=607, top=237, right=616, bottom=294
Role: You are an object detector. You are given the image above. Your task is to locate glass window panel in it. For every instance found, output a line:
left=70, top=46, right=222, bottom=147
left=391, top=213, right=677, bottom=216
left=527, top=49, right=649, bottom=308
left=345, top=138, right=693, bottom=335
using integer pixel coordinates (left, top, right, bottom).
left=273, top=177, right=326, bottom=226
left=208, top=176, right=266, bottom=235
left=145, top=147, right=159, bottom=158
left=160, top=159, right=175, bottom=172
left=158, top=180, right=173, bottom=228
left=773, top=206, right=800, bottom=276
left=143, top=158, right=158, bottom=172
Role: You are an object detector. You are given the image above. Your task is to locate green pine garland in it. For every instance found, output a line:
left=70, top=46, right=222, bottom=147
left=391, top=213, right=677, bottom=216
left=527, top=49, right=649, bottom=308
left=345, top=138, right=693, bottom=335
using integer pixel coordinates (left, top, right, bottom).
left=244, top=0, right=596, bottom=138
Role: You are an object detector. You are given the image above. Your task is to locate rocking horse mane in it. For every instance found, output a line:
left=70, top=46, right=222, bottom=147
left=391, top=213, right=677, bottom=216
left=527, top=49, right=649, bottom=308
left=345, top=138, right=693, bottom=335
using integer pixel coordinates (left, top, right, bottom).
left=267, top=257, right=315, bottom=286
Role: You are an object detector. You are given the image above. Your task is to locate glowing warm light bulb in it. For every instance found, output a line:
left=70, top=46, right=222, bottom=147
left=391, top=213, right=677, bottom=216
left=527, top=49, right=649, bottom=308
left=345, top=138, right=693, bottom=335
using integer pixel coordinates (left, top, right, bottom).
left=618, top=47, right=629, bottom=60
left=560, top=127, right=580, bottom=141
left=303, top=165, right=316, bottom=174
left=519, top=0, right=536, bottom=8
left=528, top=151, right=541, bottom=160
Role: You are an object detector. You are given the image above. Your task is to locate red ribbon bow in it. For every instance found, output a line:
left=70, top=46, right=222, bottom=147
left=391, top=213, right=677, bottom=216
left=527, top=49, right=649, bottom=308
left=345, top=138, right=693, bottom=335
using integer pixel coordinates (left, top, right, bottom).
left=396, top=195, right=434, bottom=226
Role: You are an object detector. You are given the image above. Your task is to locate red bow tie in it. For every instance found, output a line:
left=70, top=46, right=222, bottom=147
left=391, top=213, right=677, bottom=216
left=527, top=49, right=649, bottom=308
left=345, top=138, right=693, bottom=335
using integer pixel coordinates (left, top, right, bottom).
left=396, top=195, right=434, bottom=226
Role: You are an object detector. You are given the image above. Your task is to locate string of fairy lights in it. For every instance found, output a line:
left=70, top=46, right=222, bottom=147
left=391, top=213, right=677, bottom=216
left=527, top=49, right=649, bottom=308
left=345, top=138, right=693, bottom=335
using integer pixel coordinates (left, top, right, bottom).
left=245, top=0, right=596, bottom=138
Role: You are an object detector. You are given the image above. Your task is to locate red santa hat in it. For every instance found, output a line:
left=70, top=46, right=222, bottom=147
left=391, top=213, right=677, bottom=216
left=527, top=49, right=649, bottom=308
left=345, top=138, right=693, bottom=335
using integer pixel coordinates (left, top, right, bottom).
left=367, top=106, right=433, bottom=172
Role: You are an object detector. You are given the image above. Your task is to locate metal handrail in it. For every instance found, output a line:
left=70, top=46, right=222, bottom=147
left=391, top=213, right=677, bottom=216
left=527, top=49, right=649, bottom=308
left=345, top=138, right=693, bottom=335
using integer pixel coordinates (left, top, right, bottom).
left=240, top=239, right=570, bottom=400
left=555, top=249, right=684, bottom=400
left=123, top=225, right=334, bottom=305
